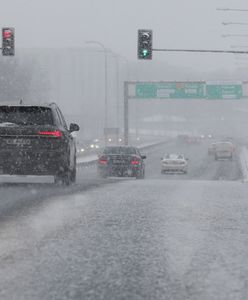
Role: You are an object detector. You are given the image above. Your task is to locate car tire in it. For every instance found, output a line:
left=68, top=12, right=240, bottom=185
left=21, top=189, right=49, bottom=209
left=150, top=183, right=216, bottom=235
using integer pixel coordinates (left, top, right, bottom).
left=136, top=169, right=145, bottom=179
left=98, top=171, right=107, bottom=178
left=70, top=155, right=77, bottom=183
left=70, top=166, right=76, bottom=183
left=54, top=171, right=71, bottom=186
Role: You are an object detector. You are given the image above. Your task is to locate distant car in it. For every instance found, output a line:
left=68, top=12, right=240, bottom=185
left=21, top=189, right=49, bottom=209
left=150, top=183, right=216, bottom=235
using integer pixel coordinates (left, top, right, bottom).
left=214, top=142, right=235, bottom=161
left=76, top=139, right=101, bottom=156
left=187, top=136, right=201, bottom=144
left=208, top=143, right=217, bottom=155
left=97, top=146, right=146, bottom=179
left=0, top=103, right=80, bottom=185
left=178, top=134, right=200, bottom=145
left=161, top=153, right=188, bottom=174
left=177, top=134, right=189, bottom=144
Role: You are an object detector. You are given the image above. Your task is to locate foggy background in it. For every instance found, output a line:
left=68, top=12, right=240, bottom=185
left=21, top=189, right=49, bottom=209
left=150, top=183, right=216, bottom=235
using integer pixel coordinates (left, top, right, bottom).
left=1, top=0, right=248, bottom=140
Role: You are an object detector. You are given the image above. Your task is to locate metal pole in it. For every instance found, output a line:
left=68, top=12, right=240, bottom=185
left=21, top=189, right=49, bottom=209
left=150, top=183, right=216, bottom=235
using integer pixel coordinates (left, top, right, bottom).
left=152, top=48, right=248, bottom=54
left=104, top=49, right=108, bottom=145
left=110, top=54, right=120, bottom=131
left=116, top=58, right=119, bottom=130
left=85, top=41, right=108, bottom=144
left=124, top=81, right=129, bottom=145
left=112, top=55, right=129, bottom=142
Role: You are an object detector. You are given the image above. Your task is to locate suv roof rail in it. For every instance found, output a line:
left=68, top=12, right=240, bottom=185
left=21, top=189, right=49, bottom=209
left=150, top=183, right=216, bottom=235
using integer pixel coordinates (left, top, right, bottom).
left=0, top=102, right=58, bottom=108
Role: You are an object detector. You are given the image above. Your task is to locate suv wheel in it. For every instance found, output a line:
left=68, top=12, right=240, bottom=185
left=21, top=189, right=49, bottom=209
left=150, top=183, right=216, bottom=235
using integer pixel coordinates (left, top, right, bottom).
left=98, top=171, right=107, bottom=178
left=70, top=166, right=76, bottom=183
left=54, top=170, right=71, bottom=186
left=136, top=169, right=145, bottom=179
left=70, top=155, right=77, bottom=183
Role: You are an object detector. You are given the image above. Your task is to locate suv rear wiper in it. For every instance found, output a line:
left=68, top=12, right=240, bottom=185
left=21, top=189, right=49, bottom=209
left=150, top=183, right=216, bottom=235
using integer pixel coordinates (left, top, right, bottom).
left=0, top=122, right=19, bottom=127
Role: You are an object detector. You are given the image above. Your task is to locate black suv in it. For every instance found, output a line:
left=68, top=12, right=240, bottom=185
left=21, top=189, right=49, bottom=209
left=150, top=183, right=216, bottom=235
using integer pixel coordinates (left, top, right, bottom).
left=97, top=146, right=146, bottom=179
left=0, top=103, right=79, bottom=185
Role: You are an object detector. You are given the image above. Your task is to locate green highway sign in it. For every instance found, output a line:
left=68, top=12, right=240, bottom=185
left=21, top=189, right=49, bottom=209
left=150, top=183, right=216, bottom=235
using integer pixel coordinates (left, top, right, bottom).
left=134, top=82, right=244, bottom=99
left=135, top=82, right=205, bottom=99
left=206, top=83, right=243, bottom=99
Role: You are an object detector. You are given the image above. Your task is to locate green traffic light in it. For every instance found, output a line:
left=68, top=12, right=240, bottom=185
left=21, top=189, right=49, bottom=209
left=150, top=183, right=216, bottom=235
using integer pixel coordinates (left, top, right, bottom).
left=142, top=49, right=149, bottom=57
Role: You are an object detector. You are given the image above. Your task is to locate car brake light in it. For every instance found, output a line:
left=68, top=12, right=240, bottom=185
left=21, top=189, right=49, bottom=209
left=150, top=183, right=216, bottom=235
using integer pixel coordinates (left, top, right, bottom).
left=99, top=159, right=108, bottom=165
left=38, top=130, right=62, bottom=137
left=131, top=160, right=140, bottom=165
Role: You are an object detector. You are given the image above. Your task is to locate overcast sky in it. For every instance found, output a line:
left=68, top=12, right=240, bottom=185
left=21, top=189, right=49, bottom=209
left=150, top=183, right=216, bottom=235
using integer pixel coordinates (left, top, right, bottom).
left=2, top=0, right=248, bottom=72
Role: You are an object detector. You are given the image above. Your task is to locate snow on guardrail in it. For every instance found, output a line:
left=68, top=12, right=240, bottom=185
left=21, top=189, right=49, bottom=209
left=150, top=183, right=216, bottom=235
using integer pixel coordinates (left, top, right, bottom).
left=240, top=147, right=248, bottom=182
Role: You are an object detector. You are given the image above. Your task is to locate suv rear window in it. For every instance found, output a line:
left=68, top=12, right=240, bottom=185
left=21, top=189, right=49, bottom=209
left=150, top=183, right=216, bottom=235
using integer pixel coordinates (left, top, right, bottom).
left=0, top=106, right=54, bottom=126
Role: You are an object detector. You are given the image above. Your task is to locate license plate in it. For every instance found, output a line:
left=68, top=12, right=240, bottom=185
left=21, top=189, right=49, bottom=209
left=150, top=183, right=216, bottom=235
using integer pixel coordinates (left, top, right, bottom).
left=6, top=138, right=31, bottom=146
left=113, top=159, right=124, bottom=164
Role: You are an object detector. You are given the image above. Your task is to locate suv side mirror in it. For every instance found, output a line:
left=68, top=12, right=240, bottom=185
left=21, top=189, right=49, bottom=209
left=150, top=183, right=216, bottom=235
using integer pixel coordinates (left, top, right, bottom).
left=69, top=123, right=80, bottom=132
left=141, top=155, right=146, bottom=160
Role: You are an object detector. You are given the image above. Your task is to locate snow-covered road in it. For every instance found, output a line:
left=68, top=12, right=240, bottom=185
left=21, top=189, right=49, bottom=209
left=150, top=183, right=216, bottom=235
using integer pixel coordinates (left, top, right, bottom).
left=1, top=179, right=248, bottom=299
left=0, top=139, right=246, bottom=299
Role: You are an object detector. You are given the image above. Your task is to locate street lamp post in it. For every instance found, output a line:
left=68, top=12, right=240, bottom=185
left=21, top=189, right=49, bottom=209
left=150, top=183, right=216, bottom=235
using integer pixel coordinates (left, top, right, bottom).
left=111, top=55, right=129, bottom=132
left=85, top=41, right=108, bottom=143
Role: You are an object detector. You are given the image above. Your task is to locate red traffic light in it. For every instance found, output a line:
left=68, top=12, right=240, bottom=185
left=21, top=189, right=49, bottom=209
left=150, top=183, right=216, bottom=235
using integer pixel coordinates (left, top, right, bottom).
left=3, top=29, right=12, bottom=39
left=2, top=27, right=15, bottom=56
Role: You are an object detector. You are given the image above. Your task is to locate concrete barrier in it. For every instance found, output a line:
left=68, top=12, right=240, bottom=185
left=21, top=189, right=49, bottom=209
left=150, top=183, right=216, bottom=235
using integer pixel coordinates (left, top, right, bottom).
left=240, top=147, right=248, bottom=182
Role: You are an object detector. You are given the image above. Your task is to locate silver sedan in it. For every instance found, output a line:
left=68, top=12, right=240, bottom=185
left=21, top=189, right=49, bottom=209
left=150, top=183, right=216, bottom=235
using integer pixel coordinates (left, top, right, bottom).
left=161, top=153, right=188, bottom=174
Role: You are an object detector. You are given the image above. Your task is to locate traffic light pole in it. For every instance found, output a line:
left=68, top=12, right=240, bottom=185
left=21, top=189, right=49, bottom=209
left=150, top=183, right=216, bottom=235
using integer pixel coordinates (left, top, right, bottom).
left=152, top=48, right=248, bottom=54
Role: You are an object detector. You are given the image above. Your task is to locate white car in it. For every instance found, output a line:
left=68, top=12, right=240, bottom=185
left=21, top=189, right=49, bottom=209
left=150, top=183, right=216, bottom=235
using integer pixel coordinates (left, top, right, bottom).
left=208, top=142, right=217, bottom=155
left=161, top=153, right=188, bottom=174
left=214, top=142, right=235, bottom=160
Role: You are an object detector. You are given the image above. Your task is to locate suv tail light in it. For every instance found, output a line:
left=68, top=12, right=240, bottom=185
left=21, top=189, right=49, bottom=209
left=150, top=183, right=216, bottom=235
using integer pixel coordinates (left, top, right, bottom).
left=99, top=157, right=108, bottom=165
left=38, top=130, right=62, bottom=137
left=131, top=160, right=140, bottom=165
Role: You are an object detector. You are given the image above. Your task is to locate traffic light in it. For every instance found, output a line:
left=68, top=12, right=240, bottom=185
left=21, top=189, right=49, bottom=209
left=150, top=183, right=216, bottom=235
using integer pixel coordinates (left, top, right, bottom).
left=138, top=29, right=152, bottom=60
left=2, top=27, right=15, bottom=56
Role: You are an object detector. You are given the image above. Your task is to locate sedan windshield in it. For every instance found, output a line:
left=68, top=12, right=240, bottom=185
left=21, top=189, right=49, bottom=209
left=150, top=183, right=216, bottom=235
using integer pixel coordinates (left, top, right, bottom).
left=165, top=154, right=183, bottom=160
